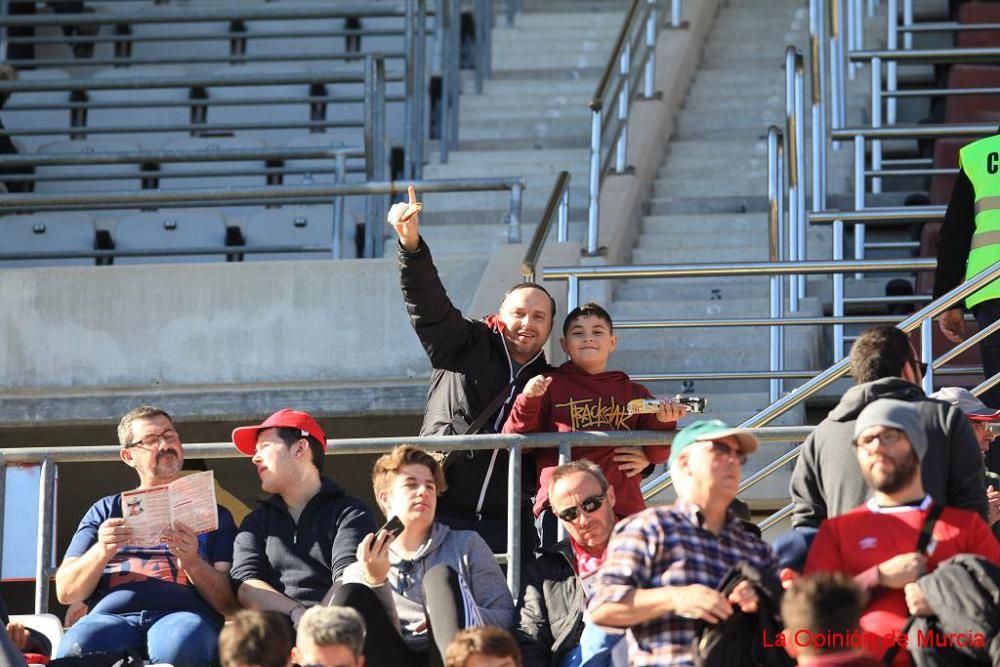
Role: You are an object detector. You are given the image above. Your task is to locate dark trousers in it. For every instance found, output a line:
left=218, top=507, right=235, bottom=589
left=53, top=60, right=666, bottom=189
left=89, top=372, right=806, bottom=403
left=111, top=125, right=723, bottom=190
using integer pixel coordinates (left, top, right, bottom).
left=974, top=299, right=1000, bottom=409
left=328, top=564, right=470, bottom=667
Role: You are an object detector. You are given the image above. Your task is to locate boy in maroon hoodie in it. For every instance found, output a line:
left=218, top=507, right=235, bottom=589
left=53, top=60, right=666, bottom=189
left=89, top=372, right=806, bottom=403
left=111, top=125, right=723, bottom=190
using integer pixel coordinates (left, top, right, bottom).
left=502, top=303, right=686, bottom=531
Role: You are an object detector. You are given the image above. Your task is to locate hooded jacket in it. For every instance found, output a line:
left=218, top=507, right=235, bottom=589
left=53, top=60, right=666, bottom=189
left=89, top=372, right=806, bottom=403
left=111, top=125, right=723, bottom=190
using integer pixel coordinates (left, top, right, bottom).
left=514, top=540, right=585, bottom=667
left=502, top=361, right=674, bottom=517
left=789, top=377, right=986, bottom=529
left=341, top=522, right=514, bottom=650
left=400, top=238, right=550, bottom=519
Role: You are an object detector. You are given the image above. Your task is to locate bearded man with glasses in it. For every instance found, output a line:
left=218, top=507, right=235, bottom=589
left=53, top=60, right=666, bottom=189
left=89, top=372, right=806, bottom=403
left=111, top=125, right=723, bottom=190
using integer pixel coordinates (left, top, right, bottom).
left=515, top=460, right=627, bottom=667
left=54, top=405, right=238, bottom=667
left=588, top=420, right=777, bottom=666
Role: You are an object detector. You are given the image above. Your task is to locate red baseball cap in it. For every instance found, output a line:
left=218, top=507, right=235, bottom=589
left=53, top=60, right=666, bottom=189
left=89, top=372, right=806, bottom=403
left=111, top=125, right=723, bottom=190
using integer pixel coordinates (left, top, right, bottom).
left=232, top=408, right=327, bottom=456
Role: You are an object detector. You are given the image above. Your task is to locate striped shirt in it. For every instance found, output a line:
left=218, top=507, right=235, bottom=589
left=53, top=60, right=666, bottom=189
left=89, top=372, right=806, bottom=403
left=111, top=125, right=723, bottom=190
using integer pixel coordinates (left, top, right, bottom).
left=589, top=499, right=778, bottom=666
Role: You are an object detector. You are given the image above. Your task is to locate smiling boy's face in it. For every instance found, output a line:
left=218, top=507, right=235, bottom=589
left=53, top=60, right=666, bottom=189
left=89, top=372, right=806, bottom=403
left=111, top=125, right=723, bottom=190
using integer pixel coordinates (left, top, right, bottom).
left=559, top=314, right=618, bottom=374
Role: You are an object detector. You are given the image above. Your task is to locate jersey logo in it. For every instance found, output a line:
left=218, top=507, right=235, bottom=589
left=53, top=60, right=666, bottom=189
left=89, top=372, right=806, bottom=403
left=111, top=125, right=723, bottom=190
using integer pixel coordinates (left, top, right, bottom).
left=859, top=537, right=878, bottom=549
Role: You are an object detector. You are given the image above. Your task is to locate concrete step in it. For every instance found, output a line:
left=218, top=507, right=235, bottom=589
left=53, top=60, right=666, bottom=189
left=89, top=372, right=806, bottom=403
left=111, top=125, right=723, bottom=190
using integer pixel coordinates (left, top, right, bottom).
left=455, top=104, right=593, bottom=123
left=509, top=11, right=626, bottom=28
left=426, top=148, right=590, bottom=166
left=492, top=52, right=613, bottom=70
left=479, top=78, right=598, bottom=96
left=456, top=94, right=592, bottom=112
left=457, top=118, right=591, bottom=145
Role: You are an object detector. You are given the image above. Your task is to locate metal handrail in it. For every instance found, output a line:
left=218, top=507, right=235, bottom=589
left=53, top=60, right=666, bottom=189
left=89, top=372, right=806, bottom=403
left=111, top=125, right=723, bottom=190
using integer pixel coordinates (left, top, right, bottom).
left=4, top=94, right=407, bottom=112
left=0, top=146, right=366, bottom=167
left=850, top=47, right=1000, bottom=63
left=636, top=259, right=1000, bottom=500
left=808, top=206, right=945, bottom=225
left=520, top=171, right=571, bottom=282
left=3, top=425, right=783, bottom=613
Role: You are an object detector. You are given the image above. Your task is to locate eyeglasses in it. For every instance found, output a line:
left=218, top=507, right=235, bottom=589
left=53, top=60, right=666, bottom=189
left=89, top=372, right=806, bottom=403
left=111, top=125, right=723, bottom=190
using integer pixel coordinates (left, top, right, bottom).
left=854, top=427, right=904, bottom=450
left=396, top=559, right=415, bottom=595
left=698, top=440, right=748, bottom=465
left=553, top=492, right=607, bottom=523
left=126, top=429, right=180, bottom=449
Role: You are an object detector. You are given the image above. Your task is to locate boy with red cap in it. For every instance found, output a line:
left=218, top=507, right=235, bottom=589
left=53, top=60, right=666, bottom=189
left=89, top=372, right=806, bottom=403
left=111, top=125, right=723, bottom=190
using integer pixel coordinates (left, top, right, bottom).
left=229, top=408, right=376, bottom=626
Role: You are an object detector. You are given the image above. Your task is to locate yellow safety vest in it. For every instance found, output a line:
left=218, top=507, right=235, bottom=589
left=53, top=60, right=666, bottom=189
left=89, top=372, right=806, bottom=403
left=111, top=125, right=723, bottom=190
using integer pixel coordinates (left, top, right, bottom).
left=960, top=134, right=1000, bottom=309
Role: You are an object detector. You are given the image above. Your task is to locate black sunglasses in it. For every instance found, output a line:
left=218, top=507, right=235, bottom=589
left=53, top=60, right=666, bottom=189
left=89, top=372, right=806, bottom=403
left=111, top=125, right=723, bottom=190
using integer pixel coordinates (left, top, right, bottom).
left=554, top=492, right=607, bottom=523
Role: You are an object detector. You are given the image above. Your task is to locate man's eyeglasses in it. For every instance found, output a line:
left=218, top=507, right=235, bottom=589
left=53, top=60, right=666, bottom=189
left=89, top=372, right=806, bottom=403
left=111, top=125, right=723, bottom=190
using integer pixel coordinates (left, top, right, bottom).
left=854, top=427, right=904, bottom=451
left=698, top=440, right=748, bottom=465
left=553, top=492, right=607, bottom=523
left=127, top=429, right=180, bottom=449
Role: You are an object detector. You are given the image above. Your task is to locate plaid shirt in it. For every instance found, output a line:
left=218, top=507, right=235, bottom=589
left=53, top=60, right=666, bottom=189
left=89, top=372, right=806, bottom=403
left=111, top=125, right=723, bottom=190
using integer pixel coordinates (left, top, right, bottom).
left=589, top=499, right=778, bottom=666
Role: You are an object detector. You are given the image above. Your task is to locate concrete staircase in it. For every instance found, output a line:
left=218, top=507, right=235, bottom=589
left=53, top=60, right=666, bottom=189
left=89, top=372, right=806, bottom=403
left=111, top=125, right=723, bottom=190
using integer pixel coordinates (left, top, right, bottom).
left=403, top=7, right=628, bottom=256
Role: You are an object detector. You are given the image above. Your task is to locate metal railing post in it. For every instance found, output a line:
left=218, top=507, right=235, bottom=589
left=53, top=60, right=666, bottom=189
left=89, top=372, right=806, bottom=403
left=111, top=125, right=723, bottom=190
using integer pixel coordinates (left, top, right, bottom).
left=871, top=56, right=883, bottom=194
left=615, top=42, right=631, bottom=173
left=34, top=459, right=55, bottom=614
left=0, top=0, right=8, bottom=62
left=886, top=0, right=898, bottom=124
left=333, top=151, right=347, bottom=259
left=921, top=318, right=934, bottom=394
left=439, top=0, right=453, bottom=164
left=810, top=0, right=828, bottom=211
left=847, top=0, right=857, bottom=80
left=830, top=0, right=845, bottom=138
left=568, top=274, right=580, bottom=312
left=506, top=445, right=522, bottom=595
left=794, top=54, right=807, bottom=300
left=903, top=0, right=914, bottom=49
left=643, top=0, right=657, bottom=98
left=833, top=216, right=846, bottom=361
left=785, top=48, right=801, bottom=309
left=768, top=127, right=786, bottom=403
left=415, top=0, right=428, bottom=176
left=509, top=182, right=523, bottom=244
left=558, top=188, right=569, bottom=243
left=854, top=135, right=866, bottom=279
left=587, top=106, right=602, bottom=255
left=670, top=0, right=681, bottom=29
left=404, top=0, right=418, bottom=178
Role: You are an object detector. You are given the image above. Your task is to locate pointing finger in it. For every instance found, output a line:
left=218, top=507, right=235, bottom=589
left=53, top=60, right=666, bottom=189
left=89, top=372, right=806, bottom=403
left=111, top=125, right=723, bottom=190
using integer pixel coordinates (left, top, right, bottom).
left=408, top=185, right=417, bottom=204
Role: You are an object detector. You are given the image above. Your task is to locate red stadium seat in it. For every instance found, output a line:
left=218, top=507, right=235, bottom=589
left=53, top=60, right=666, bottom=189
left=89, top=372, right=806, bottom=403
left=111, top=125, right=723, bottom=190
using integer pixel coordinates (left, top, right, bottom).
left=957, top=3, right=1000, bottom=48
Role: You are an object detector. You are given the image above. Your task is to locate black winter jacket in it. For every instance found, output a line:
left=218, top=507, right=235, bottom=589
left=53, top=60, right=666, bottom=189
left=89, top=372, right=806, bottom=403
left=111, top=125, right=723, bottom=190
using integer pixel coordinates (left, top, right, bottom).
left=789, top=377, right=986, bottom=529
left=230, top=477, right=376, bottom=606
left=399, top=238, right=550, bottom=518
left=515, top=540, right=585, bottom=667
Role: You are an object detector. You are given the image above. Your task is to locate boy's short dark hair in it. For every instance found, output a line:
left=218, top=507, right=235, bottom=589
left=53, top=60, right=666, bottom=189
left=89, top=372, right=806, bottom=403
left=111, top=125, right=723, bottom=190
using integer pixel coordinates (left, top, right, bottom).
left=219, top=610, right=292, bottom=667
left=780, top=572, right=868, bottom=656
left=444, top=626, right=522, bottom=667
left=849, top=325, right=916, bottom=384
left=562, top=302, right=614, bottom=336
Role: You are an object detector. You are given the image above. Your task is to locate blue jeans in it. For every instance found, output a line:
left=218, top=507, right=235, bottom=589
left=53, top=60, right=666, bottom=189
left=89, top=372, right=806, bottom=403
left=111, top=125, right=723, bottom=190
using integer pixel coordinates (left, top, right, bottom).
left=58, top=610, right=220, bottom=667
left=559, top=622, right=624, bottom=667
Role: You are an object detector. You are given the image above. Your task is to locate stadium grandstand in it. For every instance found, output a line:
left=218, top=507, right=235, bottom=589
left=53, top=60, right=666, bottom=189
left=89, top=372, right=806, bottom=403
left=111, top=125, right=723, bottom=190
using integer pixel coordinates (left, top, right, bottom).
left=2, top=0, right=1000, bottom=662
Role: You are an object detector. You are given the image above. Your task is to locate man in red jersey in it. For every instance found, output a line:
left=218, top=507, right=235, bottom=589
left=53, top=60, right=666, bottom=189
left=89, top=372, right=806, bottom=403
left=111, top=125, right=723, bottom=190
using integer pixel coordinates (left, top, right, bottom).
left=804, top=399, right=1000, bottom=666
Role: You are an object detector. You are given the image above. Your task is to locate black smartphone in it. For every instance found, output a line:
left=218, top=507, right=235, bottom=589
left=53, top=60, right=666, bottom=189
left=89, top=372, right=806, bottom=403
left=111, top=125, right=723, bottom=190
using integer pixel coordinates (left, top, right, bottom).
left=376, top=515, right=405, bottom=541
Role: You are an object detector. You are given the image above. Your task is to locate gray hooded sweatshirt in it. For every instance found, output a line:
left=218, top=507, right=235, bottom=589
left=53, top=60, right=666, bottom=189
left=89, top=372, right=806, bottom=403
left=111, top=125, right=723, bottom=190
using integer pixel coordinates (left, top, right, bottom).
left=789, top=376, right=986, bottom=529
left=341, top=522, right=514, bottom=650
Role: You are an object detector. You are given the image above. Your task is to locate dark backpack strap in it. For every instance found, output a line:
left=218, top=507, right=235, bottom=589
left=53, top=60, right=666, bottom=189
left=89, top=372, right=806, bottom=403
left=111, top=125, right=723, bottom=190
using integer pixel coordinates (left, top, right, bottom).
left=879, top=502, right=943, bottom=665
left=461, top=380, right=516, bottom=435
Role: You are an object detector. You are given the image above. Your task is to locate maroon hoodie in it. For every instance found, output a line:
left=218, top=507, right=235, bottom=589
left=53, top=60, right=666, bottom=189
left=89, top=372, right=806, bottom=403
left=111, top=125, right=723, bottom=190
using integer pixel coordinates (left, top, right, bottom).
left=502, top=361, right=675, bottom=517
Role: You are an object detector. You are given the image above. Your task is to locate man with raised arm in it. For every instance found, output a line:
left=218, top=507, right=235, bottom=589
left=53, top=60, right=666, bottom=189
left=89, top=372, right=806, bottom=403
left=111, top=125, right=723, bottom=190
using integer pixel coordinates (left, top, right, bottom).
left=389, top=188, right=656, bottom=558
left=54, top=406, right=238, bottom=667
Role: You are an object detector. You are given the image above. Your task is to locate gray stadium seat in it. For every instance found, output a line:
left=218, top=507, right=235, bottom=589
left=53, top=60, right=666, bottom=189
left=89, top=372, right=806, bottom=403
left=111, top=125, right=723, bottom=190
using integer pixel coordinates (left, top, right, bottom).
left=124, top=8, right=234, bottom=64
left=206, top=64, right=315, bottom=147
left=0, top=213, right=98, bottom=268
left=1, top=69, right=72, bottom=153
left=245, top=205, right=335, bottom=260
left=244, top=5, right=347, bottom=61
left=282, top=134, right=365, bottom=233
left=112, top=209, right=229, bottom=264
left=86, top=66, right=194, bottom=150
left=34, top=138, right=144, bottom=194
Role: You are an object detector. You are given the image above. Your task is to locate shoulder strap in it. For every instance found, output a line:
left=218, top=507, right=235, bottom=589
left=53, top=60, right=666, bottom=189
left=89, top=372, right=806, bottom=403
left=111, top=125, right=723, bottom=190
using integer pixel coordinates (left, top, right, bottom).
left=880, top=502, right=944, bottom=665
left=462, top=381, right=515, bottom=435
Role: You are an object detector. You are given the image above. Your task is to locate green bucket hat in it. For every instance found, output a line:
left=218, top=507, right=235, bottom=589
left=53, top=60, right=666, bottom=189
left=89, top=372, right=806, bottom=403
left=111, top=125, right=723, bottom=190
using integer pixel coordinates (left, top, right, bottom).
left=668, top=419, right=760, bottom=469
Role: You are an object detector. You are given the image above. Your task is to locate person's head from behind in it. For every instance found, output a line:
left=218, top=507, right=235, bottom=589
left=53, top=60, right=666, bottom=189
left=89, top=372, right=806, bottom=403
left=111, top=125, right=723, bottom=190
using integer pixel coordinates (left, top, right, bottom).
left=498, top=283, right=556, bottom=365
left=667, top=420, right=758, bottom=507
left=231, top=409, right=327, bottom=495
left=559, top=303, right=618, bottom=374
left=118, top=405, right=183, bottom=487
left=547, top=460, right=616, bottom=555
left=444, top=626, right=522, bottom=667
left=372, top=445, right=446, bottom=531
left=929, top=386, right=1000, bottom=455
left=849, top=325, right=923, bottom=385
left=780, top=572, right=868, bottom=661
left=219, top=610, right=292, bottom=667
left=292, top=607, right=366, bottom=667
left=853, top=399, right=926, bottom=498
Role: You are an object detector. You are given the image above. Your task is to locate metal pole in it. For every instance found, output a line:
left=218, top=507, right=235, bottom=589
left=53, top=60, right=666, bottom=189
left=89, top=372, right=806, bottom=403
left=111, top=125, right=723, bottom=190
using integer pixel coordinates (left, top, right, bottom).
left=833, top=217, right=846, bottom=361
left=333, top=152, right=346, bottom=259
left=847, top=0, right=857, bottom=80
left=439, top=0, right=452, bottom=164
left=785, top=49, right=800, bottom=309
left=568, top=274, right=580, bottom=312
left=921, top=318, right=934, bottom=394
left=871, top=56, right=883, bottom=194
left=415, top=0, right=428, bottom=177
left=768, top=129, right=785, bottom=403
left=404, top=0, right=417, bottom=179
left=830, top=0, right=845, bottom=137
left=670, top=0, right=681, bottom=29
left=509, top=183, right=523, bottom=244
left=811, top=0, right=828, bottom=212
left=474, top=0, right=486, bottom=94
left=0, top=461, right=5, bottom=580
left=34, top=459, right=55, bottom=614
left=0, top=0, right=8, bottom=63
left=903, top=0, right=913, bottom=50
left=587, top=108, right=602, bottom=255
left=506, top=445, right=522, bottom=595
left=854, top=135, right=866, bottom=279
left=794, top=54, right=807, bottom=300
left=615, top=43, right=631, bottom=174
left=887, top=0, right=898, bottom=124
left=557, top=187, right=569, bottom=243
left=644, top=0, right=657, bottom=99
left=450, top=0, right=460, bottom=153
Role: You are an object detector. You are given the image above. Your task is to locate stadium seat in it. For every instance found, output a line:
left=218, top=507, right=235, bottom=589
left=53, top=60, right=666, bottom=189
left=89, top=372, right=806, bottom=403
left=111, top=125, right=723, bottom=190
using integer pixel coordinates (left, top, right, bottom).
left=0, top=213, right=98, bottom=268
left=244, top=6, right=348, bottom=62
left=245, top=205, right=335, bottom=260
left=943, top=65, right=1000, bottom=124
left=929, top=138, right=966, bottom=205
left=9, top=614, right=62, bottom=658
left=956, top=3, right=1000, bottom=49
left=111, top=209, right=229, bottom=264
left=282, top=134, right=366, bottom=235
left=205, top=64, right=316, bottom=146
left=0, top=69, right=73, bottom=153
left=34, top=138, right=144, bottom=194
left=121, top=7, right=235, bottom=64
left=86, top=66, right=195, bottom=150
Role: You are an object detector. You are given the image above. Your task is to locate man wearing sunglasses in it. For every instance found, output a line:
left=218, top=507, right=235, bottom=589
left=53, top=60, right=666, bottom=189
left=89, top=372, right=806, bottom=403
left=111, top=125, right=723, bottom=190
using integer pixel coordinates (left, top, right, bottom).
left=515, top=461, right=624, bottom=667
left=588, top=420, right=776, bottom=666
left=788, top=326, right=985, bottom=554
left=54, top=406, right=239, bottom=667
